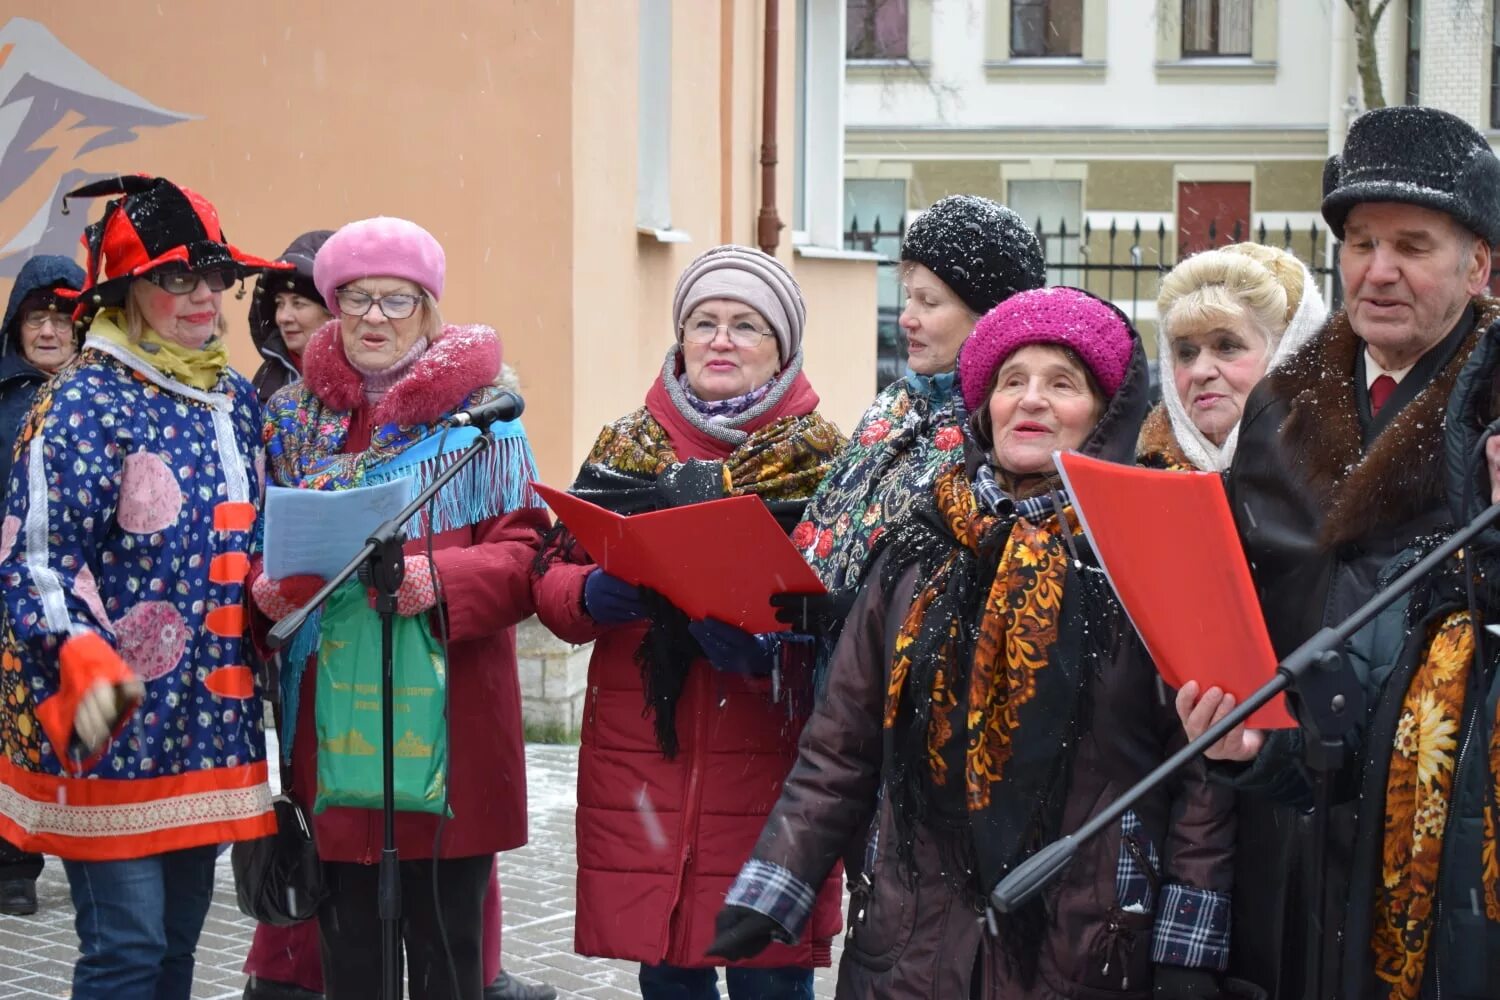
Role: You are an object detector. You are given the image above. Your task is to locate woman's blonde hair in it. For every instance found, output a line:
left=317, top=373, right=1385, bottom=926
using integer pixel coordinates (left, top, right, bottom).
left=419, top=290, right=444, bottom=341
left=1157, top=242, right=1307, bottom=346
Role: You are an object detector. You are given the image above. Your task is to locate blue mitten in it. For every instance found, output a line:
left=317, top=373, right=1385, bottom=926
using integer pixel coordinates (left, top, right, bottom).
left=688, top=618, right=777, bottom=677
left=583, top=569, right=650, bottom=626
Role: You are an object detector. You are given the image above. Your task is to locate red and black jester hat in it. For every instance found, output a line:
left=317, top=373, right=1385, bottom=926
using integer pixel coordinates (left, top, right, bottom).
left=56, top=174, right=289, bottom=320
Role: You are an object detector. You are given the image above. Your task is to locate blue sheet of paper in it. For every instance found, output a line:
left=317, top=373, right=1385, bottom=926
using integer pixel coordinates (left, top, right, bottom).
left=263, top=479, right=414, bottom=580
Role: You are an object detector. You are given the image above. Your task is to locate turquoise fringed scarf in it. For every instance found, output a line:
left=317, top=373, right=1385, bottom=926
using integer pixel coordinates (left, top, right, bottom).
left=264, top=385, right=543, bottom=761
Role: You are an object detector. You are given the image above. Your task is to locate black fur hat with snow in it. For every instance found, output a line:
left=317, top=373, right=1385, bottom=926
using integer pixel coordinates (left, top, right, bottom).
left=1322, top=105, right=1500, bottom=246
left=899, top=194, right=1046, bottom=317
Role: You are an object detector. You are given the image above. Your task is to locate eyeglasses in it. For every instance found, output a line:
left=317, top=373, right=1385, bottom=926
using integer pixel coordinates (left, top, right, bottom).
left=335, top=288, right=423, bottom=320
left=681, top=315, right=774, bottom=349
left=21, top=311, right=73, bottom=334
left=144, top=268, right=237, bottom=295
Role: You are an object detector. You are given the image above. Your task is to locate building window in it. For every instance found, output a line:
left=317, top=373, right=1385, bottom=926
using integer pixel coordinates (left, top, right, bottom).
left=847, top=0, right=909, bottom=59
left=1007, top=179, right=1082, bottom=286
left=1181, top=0, right=1251, bottom=57
left=636, top=0, right=671, bottom=231
left=1011, top=0, right=1084, bottom=57
left=796, top=0, right=848, bottom=249
left=1407, top=0, right=1422, bottom=105
left=844, top=179, right=907, bottom=388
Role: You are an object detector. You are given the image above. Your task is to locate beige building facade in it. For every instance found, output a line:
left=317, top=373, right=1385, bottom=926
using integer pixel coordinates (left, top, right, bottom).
left=842, top=0, right=1497, bottom=351
left=0, top=1, right=878, bottom=485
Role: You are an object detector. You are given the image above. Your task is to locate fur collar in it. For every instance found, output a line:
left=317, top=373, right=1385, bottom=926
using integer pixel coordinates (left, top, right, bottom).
left=1135, top=403, right=1196, bottom=471
left=1269, top=296, right=1500, bottom=548
left=301, top=320, right=502, bottom=427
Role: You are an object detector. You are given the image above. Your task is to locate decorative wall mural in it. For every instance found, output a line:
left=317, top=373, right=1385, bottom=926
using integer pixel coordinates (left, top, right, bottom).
left=0, top=17, right=193, bottom=276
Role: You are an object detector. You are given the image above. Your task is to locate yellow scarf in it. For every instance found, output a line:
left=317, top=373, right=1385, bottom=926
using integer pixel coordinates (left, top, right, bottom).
left=89, top=309, right=229, bottom=391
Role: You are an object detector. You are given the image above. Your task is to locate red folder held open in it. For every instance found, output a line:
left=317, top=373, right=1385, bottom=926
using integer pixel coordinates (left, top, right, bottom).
left=1055, top=453, right=1295, bottom=730
left=532, top=483, right=825, bottom=634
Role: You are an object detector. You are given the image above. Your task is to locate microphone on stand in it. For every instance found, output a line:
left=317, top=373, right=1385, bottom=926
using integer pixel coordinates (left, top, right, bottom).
left=441, top=390, right=525, bottom=428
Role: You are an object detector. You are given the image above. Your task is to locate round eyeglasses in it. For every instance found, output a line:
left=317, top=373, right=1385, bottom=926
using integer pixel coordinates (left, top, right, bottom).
left=335, top=288, right=423, bottom=320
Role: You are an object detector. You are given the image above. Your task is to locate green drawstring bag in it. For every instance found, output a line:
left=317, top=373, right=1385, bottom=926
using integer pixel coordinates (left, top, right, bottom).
left=313, top=580, right=449, bottom=815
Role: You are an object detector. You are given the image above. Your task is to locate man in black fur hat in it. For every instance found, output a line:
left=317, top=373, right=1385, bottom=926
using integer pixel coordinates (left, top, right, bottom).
left=1177, top=106, right=1500, bottom=999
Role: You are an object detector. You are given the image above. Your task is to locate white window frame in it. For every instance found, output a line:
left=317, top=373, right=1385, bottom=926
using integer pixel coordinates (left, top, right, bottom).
left=794, top=0, right=858, bottom=253
left=636, top=0, right=672, bottom=233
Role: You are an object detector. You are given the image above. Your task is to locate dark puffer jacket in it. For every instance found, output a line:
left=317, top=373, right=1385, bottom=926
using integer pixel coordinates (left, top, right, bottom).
left=0, top=255, right=85, bottom=497
left=248, top=230, right=332, bottom=403
left=726, top=329, right=1238, bottom=999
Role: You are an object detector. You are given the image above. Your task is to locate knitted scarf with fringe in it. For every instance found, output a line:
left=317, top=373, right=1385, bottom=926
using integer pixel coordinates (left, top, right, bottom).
left=261, top=326, right=542, bottom=758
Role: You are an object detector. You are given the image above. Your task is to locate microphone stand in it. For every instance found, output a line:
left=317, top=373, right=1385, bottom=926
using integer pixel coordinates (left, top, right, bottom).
left=989, top=499, right=1500, bottom=1000
left=266, top=426, right=501, bottom=1000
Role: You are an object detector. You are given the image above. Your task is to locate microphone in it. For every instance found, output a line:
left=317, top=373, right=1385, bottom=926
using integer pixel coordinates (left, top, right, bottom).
left=442, top=390, right=525, bottom=428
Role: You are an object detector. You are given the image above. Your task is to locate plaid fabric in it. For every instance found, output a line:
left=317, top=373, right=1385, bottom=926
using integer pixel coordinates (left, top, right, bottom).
left=970, top=463, right=1055, bottom=523
left=1115, top=810, right=1160, bottom=912
left=1151, top=882, right=1232, bottom=971
left=724, top=858, right=816, bottom=941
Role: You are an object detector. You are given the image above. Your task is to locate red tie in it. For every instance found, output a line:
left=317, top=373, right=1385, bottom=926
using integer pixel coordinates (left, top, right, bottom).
left=1369, top=374, right=1397, bottom=417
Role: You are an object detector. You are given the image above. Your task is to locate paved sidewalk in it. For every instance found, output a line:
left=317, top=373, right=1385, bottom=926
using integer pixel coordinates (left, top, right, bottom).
left=0, top=745, right=840, bottom=999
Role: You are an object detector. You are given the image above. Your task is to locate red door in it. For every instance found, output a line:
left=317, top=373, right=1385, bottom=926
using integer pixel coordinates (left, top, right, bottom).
left=1177, top=182, right=1251, bottom=259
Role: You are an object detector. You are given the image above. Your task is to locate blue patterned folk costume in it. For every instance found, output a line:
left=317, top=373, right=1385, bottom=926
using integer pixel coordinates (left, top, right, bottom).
left=0, top=313, right=274, bottom=860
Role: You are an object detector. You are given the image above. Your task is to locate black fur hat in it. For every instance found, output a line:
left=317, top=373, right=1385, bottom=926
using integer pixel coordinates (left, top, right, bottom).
left=1322, top=106, right=1500, bottom=245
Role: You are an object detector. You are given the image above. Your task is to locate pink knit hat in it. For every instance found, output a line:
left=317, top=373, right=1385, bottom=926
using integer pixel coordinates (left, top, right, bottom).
left=314, top=216, right=445, bottom=315
left=959, top=287, right=1133, bottom=412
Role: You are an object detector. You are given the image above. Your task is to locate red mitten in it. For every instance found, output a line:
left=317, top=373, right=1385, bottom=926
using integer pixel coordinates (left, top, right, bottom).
left=366, top=555, right=439, bottom=617
left=250, top=573, right=326, bottom=622
left=36, top=632, right=143, bottom=772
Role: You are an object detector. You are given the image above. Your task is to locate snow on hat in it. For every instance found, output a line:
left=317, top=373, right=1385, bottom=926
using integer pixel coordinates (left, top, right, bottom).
left=57, top=174, right=286, bottom=319
left=900, top=195, right=1046, bottom=316
left=315, top=217, right=446, bottom=315
left=960, top=286, right=1134, bottom=412
left=672, top=244, right=806, bottom=360
left=1322, top=106, right=1500, bottom=245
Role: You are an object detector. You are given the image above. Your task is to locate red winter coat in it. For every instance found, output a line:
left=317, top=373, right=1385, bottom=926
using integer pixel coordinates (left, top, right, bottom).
left=261, top=322, right=548, bottom=862
left=532, top=366, right=843, bottom=969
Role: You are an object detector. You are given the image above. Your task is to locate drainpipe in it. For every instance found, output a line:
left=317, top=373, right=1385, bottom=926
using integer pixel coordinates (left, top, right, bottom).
left=720, top=0, right=735, bottom=244
left=757, top=0, right=783, bottom=254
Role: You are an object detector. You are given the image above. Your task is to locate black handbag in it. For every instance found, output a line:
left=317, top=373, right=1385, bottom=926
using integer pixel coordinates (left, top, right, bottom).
left=231, top=794, right=327, bottom=926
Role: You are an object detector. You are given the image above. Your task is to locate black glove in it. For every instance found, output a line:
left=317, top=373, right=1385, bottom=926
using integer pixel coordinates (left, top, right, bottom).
left=657, top=460, right=727, bottom=508
left=1154, top=965, right=1222, bottom=1000
left=769, top=589, right=856, bottom=636
left=705, top=904, right=780, bottom=961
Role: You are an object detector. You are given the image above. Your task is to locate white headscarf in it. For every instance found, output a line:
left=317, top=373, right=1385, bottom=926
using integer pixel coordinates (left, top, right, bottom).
left=1157, top=260, right=1328, bottom=472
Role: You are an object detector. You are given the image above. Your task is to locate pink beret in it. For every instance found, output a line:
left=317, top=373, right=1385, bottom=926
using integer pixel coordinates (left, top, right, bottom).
left=314, top=217, right=445, bottom=314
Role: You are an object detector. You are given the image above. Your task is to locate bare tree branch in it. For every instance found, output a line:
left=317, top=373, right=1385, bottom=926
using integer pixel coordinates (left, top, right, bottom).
left=1344, top=0, right=1391, bottom=110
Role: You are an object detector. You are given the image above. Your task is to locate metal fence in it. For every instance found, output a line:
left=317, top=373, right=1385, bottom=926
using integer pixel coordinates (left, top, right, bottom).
left=845, top=214, right=1347, bottom=319
left=845, top=214, right=1345, bottom=389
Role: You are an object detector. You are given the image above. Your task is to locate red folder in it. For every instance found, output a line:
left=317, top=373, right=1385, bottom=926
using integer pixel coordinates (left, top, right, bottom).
left=532, top=483, right=826, bottom=634
left=1055, top=453, right=1296, bottom=730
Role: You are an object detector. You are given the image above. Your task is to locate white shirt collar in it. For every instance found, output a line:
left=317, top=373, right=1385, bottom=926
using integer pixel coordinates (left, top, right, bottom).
left=1364, top=349, right=1416, bottom=389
